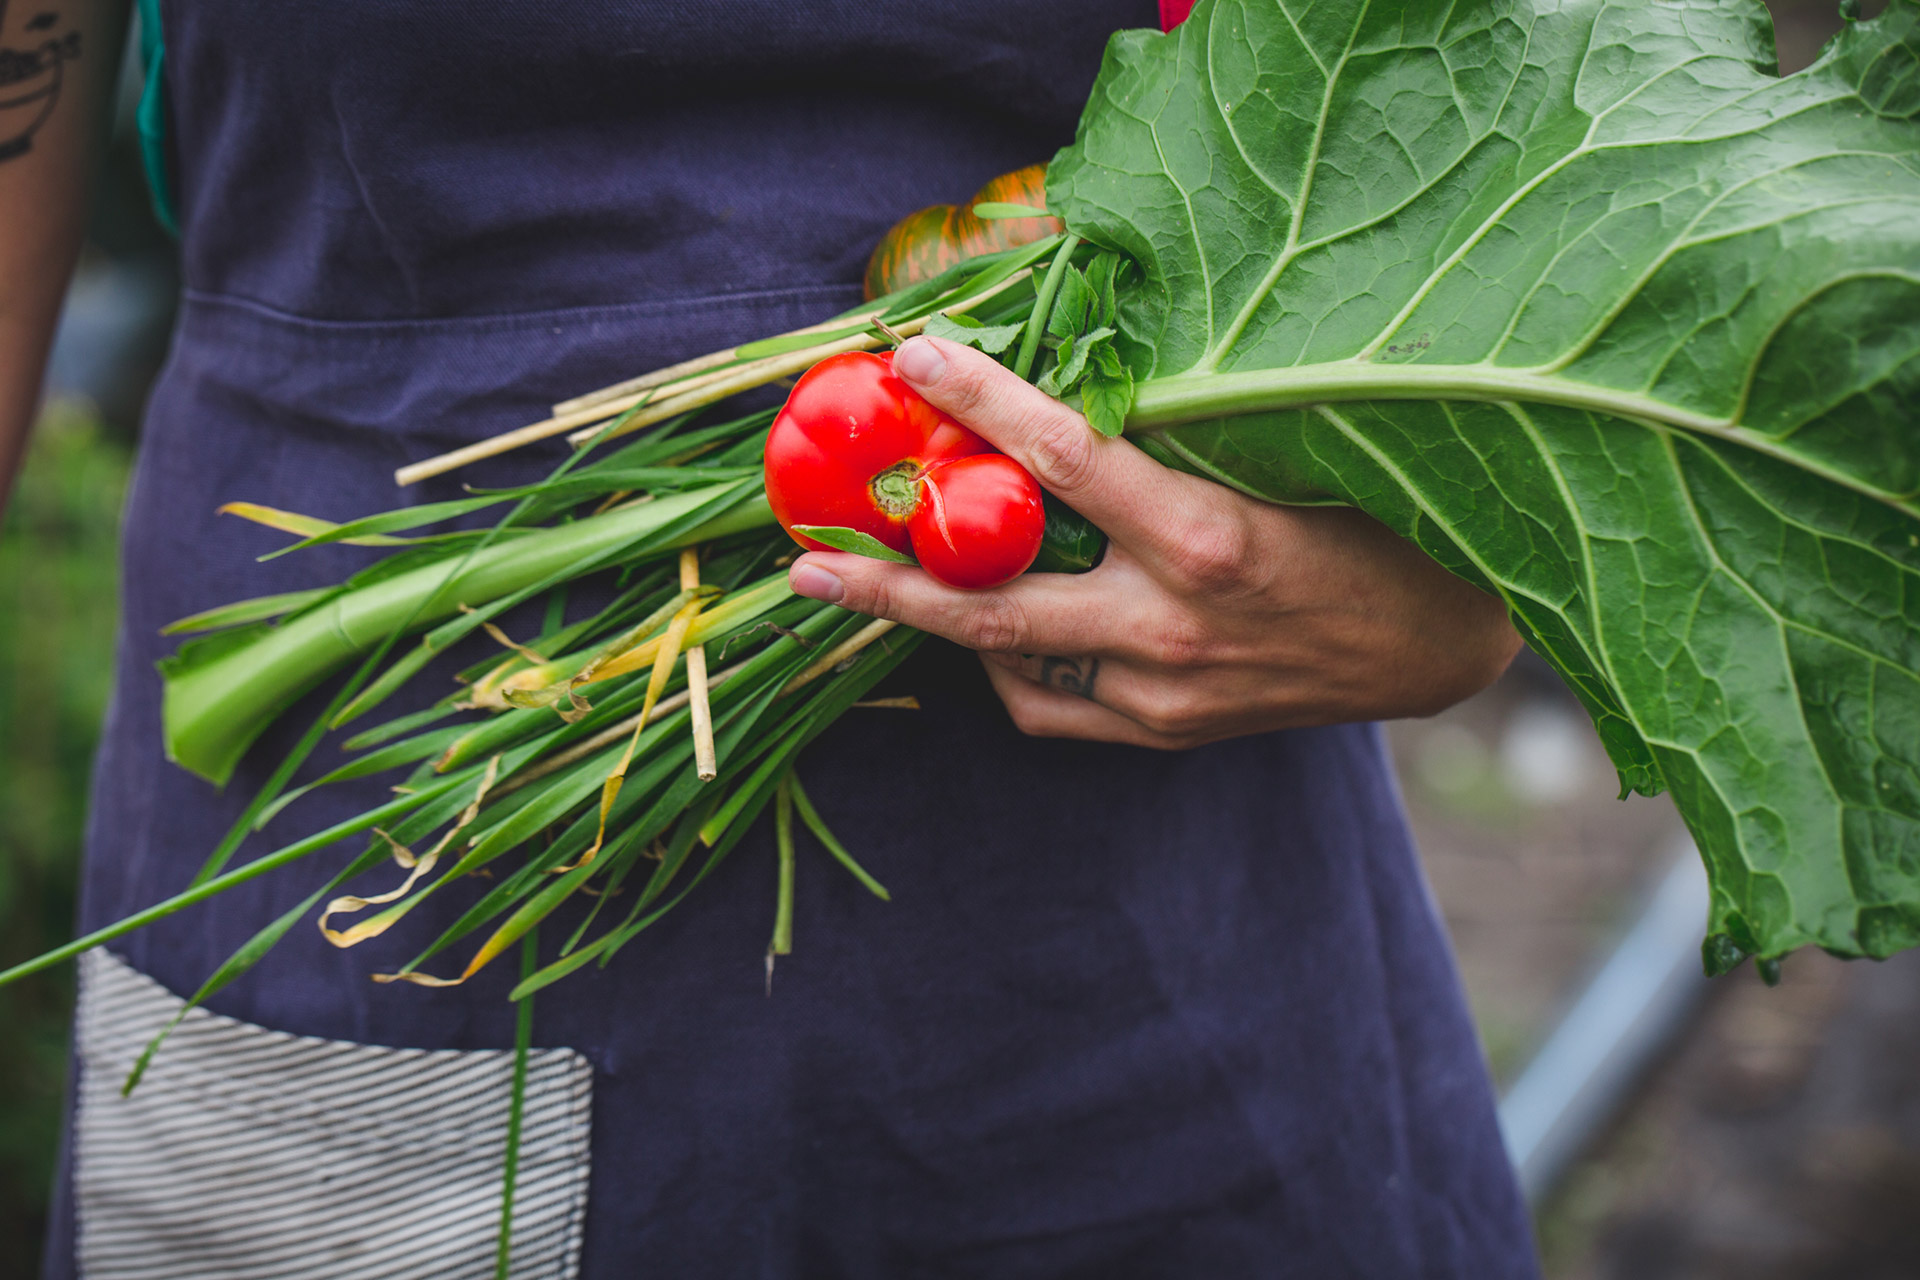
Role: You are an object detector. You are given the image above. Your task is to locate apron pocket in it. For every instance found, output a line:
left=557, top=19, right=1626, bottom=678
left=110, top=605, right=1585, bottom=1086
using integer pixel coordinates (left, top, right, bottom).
left=71, top=950, right=592, bottom=1279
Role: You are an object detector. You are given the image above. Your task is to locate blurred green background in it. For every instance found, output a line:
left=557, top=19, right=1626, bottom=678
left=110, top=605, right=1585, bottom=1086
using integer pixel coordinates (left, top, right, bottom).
left=0, top=403, right=128, bottom=1265
left=2, top=20, right=171, bottom=1265
left=1, top=4, right=1909, bottom=1278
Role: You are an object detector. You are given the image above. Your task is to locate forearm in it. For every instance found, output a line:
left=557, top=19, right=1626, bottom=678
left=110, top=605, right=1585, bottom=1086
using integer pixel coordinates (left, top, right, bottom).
left=0, top=0, right=126, bottom=514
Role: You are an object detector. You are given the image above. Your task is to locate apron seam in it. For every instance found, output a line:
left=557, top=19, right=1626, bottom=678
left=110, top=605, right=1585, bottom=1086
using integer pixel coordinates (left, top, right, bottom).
left=176, top=282, right=867, bottom=336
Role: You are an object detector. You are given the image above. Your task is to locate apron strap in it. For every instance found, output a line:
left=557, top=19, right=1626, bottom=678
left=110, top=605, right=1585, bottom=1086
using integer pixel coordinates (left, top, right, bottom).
left=134, top=0, right=177, bottom=235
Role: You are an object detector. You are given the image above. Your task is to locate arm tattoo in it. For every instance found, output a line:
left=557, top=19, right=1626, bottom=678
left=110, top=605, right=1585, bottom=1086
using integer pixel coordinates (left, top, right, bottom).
left=0, top=4, right=84, bottom=164
left=1038, top=656, right=1100, bottom=700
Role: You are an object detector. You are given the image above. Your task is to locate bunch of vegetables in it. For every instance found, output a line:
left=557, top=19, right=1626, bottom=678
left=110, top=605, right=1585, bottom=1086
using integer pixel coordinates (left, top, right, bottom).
left=5, top=0, right=1918, bottom=1073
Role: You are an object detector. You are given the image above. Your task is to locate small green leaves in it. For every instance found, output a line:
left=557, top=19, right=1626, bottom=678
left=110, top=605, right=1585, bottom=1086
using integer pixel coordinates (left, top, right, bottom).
left=1082, top=253, right=1119, bottom=327
left=789, top=526, right=916, bottom=564
left=1081, top=345, right=1134, bottom=439
left=1047, top=267, right=1095, bottom=342
left=923, top=311, right=1026, bottom=356
left=1044, top=328, right=1105, bottom=393
left=1031, top=249, right=1135, bottom=434
left=971, top=201, right=1049, bottom=220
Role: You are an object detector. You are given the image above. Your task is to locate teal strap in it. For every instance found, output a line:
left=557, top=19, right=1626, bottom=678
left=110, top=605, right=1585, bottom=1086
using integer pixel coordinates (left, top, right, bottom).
left=134, top=0, right=177, bottom=234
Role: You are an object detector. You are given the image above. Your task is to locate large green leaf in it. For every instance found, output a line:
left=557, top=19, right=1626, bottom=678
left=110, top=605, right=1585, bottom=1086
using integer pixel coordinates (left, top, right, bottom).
left=1049, top=0, right=1920, bottom=965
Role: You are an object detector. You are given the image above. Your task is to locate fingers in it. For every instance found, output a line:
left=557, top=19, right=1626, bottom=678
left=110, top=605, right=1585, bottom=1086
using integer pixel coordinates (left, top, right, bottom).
left=985, top=652, right=1107, bottom=701
left=980, top=659, right=1197, bottom=750
left=790, top=552, right=1113, bottom=656
left=978, top=650, right=1240, bottom=744
left=791, top=541, right=1225, bottom=676
left=891, top=336, right=1205, bottom=554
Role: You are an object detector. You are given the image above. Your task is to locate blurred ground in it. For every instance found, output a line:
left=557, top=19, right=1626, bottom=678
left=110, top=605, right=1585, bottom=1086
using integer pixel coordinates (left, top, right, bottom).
left=0, top=3, right=1905, bottom=1278
left=1387, top=656, right=1688, bottom=1082
left=1390, top=667, right=1920, bottom=1280
left=1545, top=950, right=1920, bottom=1280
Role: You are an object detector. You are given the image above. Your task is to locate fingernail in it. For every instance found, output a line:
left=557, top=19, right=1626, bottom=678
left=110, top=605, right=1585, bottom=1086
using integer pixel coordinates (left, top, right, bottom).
left=893, top=337, right=947, bottom=386
left=790, top=561, right=844, bottom=603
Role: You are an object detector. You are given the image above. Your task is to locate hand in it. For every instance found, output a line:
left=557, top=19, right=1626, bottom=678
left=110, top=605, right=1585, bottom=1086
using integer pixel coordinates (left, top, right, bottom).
left=786, top=336, right=1522, bottom=749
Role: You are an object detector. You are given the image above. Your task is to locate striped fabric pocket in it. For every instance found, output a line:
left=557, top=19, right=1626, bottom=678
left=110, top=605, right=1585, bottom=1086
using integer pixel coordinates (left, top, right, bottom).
left=72, top=950, right=593, bottom=1280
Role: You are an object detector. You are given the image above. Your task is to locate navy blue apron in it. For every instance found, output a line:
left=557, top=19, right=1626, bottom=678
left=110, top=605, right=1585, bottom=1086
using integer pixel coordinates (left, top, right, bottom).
left=48, top=2, right=1537, bottom=1275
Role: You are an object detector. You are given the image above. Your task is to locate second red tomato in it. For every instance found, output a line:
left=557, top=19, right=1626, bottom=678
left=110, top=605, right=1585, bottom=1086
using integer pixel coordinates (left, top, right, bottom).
left=907, top=454, right=1045, bottom=589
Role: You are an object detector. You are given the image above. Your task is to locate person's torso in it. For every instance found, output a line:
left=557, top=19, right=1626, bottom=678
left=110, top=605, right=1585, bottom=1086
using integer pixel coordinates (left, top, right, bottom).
left=53, top=5, right=1537, bottom=1276
left=164, top=0, right=1141, bottom=321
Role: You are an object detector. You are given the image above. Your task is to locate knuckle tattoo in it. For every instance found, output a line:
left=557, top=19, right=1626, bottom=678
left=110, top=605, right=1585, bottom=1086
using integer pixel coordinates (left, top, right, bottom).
left=1037, top=656, right=1100, bottom=700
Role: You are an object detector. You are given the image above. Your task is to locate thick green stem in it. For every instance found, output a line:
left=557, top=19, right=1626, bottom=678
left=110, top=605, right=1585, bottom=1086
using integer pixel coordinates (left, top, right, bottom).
left=495, top=929, right=537, bottom=1280
left=1013, top=236, right=1080, bottom=382
left=1124, top=361, right=1916, bottom=518
left=770, top=773, right=795, bottom=961
left=1125, top=361, right=1729, bottom=433
left=164, top=484, right=775, bottom=785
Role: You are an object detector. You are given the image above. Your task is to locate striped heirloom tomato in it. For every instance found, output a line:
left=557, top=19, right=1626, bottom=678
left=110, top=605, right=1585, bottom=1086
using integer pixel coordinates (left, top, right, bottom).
left=863, top=165, right=1063, bottom=299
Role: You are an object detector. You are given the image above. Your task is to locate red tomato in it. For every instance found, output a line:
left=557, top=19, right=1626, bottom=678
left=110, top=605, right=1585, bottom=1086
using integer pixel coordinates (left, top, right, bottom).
left=907, top=454, right=1046, bottom=589
left=764, top=350, right=1045, bottom=589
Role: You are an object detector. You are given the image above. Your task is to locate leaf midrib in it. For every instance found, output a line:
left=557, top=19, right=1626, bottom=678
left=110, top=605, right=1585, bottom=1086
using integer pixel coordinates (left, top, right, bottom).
left=1192, top=0, right=1369, bottom=374
left=1125, top=359, right=1919, bottom=516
